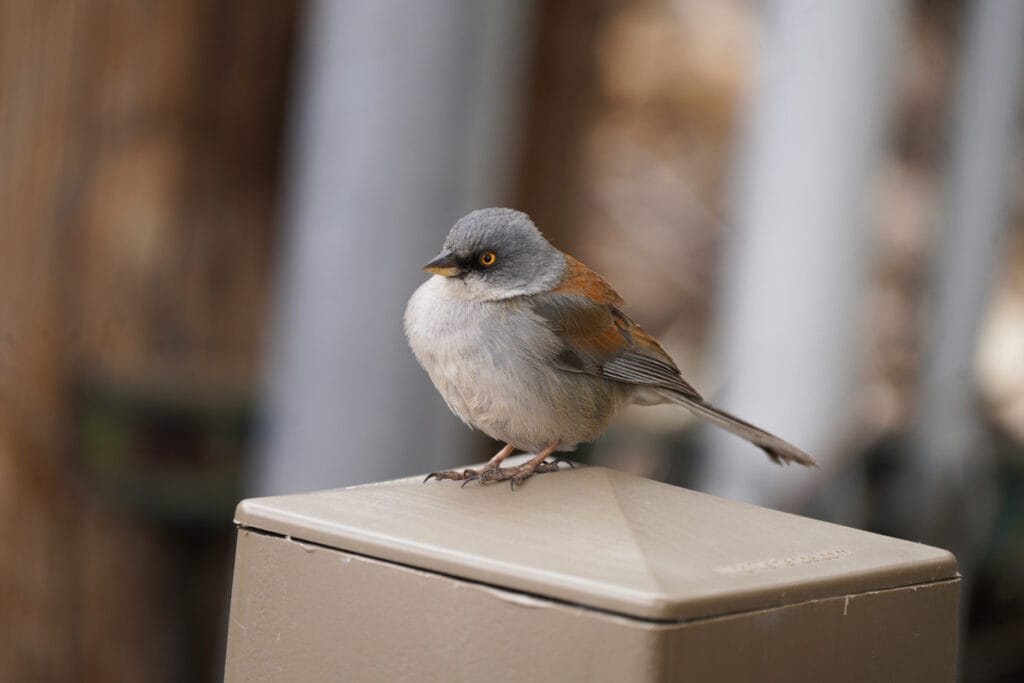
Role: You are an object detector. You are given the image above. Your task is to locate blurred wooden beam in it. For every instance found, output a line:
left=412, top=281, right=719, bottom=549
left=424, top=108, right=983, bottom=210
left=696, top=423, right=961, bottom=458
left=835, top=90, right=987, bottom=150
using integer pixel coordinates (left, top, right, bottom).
left=513, top=0, right=615, bottom=239
left=0, top=2, right=298, bottom=681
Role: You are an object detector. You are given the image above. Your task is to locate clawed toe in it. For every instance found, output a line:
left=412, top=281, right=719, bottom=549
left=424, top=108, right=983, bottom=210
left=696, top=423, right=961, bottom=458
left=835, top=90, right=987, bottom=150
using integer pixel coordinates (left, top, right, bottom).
left=534, top=457, right=575, bottom=474
left=508, top=459, right=567, bottom=489
left=423, top=468, right=478, bottom=483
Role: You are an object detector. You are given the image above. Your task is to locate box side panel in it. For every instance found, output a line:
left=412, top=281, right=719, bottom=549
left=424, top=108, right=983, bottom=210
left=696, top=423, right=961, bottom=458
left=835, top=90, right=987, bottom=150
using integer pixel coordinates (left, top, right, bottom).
left=662, top=578, right=960, bottom=683
left=224, top=529, right=664, bottom=683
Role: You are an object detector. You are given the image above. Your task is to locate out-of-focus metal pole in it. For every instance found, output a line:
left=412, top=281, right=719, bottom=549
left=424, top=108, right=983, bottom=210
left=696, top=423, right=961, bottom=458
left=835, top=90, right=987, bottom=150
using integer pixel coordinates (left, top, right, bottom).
left=905, top=0, right=1024, bottom=547
left=253, top=1, right=535, bottom=494
left=702, top=0, right=907, bottom=513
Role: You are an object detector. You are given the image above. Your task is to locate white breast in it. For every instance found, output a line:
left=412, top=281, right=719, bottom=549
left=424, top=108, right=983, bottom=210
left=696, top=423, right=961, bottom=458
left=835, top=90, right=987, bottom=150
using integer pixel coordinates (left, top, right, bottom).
left=403, top=276, right=621, bottom=452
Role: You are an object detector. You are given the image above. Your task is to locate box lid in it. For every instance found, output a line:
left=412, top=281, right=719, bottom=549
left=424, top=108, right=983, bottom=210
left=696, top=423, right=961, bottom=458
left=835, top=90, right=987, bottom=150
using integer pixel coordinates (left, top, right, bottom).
left=234, top=462, right=957, bottom=621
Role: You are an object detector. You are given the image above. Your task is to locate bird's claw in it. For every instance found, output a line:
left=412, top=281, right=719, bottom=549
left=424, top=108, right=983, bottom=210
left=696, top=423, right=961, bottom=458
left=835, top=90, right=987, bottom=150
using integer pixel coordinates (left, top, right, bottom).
left=424, top=458, right=573, bottom=489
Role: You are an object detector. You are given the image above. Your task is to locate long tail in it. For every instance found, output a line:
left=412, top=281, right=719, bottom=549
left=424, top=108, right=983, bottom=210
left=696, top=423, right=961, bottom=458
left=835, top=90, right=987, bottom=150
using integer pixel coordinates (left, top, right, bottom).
left=665, top=392, right=818, bottom=467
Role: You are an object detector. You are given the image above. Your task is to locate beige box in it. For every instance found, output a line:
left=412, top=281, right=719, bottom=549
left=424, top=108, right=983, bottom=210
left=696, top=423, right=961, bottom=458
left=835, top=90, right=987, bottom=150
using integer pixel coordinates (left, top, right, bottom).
left=225, top=464, right=959, bottom=682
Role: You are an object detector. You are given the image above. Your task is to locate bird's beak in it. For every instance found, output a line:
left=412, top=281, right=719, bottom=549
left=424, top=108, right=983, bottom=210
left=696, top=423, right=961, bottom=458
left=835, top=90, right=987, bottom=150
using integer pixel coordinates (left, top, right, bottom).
left=423, top=250, right=462, bottom=277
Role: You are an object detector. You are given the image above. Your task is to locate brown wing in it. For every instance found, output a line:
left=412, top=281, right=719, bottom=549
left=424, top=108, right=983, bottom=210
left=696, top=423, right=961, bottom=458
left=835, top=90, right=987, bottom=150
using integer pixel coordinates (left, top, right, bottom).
left=531, top=256, right=701, bottom=401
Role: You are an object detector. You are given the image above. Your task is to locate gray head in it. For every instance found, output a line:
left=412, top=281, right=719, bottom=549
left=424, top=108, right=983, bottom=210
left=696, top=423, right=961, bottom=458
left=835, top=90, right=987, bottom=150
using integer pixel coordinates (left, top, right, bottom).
left=423, top=208, right=566, bottom=299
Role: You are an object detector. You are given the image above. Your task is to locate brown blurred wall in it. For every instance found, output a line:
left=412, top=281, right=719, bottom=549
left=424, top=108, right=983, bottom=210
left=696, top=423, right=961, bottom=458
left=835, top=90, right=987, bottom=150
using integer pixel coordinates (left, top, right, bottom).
left=0, top=2, right=297, bottom=681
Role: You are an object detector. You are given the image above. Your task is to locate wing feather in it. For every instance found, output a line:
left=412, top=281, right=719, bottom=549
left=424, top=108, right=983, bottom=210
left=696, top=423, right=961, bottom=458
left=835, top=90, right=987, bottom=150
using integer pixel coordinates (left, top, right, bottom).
left=529, top=257, right=701, bottom=401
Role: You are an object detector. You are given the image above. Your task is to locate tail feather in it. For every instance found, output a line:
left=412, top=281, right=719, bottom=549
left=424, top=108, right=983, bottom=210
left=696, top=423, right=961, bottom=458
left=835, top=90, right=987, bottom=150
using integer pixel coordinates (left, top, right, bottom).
left=665, top=392, right=818, bottom=468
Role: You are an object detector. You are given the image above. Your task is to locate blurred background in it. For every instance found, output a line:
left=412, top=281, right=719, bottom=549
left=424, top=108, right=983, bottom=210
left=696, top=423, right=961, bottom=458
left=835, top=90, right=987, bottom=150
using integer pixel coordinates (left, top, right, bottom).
left=1, top=0, right=1021, bottom=680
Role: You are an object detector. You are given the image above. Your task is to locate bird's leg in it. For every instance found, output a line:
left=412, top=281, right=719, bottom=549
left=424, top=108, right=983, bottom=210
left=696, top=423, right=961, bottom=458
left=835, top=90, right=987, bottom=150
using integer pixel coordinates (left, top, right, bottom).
left=423, top=444, right=515, bottom=483
left=484, top=443, right=517, bottom=469
left=424, top=442, right=571, bottom=488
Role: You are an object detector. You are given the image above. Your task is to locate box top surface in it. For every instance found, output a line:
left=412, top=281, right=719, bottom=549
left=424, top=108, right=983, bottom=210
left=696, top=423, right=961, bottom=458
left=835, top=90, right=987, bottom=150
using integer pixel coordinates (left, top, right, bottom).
left=235, top=463, right=957, bottom=621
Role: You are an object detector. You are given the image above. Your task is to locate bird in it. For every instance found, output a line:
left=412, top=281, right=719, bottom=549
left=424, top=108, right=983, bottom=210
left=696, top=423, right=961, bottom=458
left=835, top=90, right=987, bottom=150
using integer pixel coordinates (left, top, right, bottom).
left=404, top=208, right=816, bottom=487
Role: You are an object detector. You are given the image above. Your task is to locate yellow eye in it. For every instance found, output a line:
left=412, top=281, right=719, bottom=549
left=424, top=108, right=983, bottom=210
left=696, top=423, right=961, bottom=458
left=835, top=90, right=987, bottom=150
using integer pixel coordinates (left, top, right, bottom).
left=479, top=251, right=497, bottom=267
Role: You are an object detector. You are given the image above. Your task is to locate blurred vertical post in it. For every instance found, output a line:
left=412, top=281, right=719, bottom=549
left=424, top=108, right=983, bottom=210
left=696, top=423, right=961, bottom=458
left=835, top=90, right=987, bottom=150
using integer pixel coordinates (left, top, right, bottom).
left=906, top=0, right=1024, bottom=550
left=701, top=0, right=907, bottom=511
left=253, top=0, right=535, bottom=494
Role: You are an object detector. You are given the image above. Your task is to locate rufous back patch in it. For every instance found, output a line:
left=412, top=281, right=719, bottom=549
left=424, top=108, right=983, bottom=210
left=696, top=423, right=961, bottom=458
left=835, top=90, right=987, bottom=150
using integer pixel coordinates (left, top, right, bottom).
left=552, top=254, right=625, bottom=306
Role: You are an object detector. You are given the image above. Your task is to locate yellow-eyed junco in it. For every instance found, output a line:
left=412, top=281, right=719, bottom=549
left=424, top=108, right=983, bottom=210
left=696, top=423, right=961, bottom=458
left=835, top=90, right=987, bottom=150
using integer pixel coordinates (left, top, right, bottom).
left=405, top=208, right=816, bottom=487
